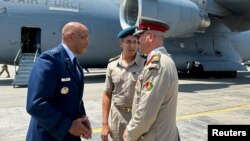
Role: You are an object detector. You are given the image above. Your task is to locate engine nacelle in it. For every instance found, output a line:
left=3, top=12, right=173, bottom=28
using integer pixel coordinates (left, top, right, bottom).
left=120, top=0, right=210, bottom=37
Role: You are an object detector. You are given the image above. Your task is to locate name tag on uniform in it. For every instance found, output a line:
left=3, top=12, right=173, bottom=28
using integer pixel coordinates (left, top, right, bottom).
left=61, top=77, right=71, bottom=82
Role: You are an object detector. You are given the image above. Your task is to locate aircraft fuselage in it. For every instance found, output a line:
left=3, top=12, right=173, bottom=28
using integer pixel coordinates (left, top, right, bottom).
left=1, top=0, right=250, bottom=75
left=0, top=0, right=122, bottom=68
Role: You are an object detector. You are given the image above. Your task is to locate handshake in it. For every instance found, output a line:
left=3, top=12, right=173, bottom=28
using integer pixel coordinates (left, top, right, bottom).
left=69, top=116, right=92, bottom=140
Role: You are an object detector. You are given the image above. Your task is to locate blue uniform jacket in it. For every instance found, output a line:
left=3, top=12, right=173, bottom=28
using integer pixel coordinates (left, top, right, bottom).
left=26, top=44, right=85, bottom=141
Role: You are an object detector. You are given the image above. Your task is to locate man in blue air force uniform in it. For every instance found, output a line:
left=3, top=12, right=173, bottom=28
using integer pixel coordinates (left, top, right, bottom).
left=26, top=22, right=92, bottom=141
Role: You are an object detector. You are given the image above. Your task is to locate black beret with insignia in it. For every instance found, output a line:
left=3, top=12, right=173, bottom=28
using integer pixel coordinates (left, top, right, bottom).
left=117, top=26, right=137, bottom=39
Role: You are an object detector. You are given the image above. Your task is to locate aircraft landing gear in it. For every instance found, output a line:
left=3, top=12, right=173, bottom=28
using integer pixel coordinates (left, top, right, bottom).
left=189, top=61, right=205, bottom=77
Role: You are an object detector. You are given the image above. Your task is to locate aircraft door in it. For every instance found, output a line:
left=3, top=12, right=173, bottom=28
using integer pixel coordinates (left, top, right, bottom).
left=21, top=27, right=41, bottom=53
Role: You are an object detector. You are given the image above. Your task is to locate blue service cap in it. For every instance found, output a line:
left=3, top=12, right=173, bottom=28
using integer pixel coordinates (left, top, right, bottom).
left=117, top=26, right=137, bottom=39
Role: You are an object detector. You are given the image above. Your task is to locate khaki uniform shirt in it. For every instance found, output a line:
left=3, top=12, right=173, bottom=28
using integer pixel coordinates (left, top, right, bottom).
left=104, top=52, right=146, bottom=107
left=125, top=47, right=179, bottom=141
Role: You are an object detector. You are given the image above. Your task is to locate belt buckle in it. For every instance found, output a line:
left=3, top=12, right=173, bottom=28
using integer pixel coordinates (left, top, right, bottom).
left=122, top=107, right=132, bottom=112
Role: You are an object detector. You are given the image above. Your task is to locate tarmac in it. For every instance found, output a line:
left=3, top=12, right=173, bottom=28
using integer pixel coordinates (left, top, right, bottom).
left=0, top=65, right=250, bottom=141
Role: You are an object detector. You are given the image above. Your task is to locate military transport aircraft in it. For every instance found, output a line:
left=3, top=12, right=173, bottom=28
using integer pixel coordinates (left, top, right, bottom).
left=120, top=0, right=250, bottom=77
left=0, top=0, right=250, bottom=86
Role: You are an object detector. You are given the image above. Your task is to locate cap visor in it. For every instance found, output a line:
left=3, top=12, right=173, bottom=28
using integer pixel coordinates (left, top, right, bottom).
left=133, top=29, right=146, bottom=36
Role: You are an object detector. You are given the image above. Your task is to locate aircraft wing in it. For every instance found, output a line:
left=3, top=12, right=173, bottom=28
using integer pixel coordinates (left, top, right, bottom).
left=120, top=0, right=250, bottom=76
left=213, top=0, right=250, bottom=32
left=120, top=0, right=250, bottom=37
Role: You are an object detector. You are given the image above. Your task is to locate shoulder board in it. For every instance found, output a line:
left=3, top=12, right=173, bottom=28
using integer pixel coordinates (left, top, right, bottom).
left=151, top=53, right=161, bottom=62
left=109, top=55, right=120, bottom=63
left=145, top=53, right=161, bottom=66
left=140, top=53, right=147, bottom=59
left=49, top=48, right=60, bottom=55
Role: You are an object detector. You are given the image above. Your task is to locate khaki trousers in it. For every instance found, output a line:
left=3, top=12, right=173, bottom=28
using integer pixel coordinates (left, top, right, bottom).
left=111, top=105, right=132, bottom=141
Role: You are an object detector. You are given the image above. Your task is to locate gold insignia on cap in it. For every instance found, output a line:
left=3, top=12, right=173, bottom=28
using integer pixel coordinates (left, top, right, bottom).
left=61, top=87, right=69, bottom=94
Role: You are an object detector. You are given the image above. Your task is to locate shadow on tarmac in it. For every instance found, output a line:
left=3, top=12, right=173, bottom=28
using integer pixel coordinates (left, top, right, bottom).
left=0, top=79, right=13, bottom=86
left=178, top=71, right=250, bottom=93
left=83, top=71, right=250, bottom=93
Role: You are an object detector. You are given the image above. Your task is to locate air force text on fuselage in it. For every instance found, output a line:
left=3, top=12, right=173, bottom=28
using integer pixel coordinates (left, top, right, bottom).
left=3, top=0, right=85, bottom=12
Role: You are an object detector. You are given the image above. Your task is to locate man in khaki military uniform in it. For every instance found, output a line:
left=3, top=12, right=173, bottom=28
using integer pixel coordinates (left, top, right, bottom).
left=101, top=26, right=146, bottom=141
left=123, top=17, right=180, bottom=141
left=0, top=64, right=10, bottom=77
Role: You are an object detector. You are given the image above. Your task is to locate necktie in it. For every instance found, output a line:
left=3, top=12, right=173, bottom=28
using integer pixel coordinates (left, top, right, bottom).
left=73, top=57, right=77, bottom=69
left=73, top=57, right=80, bottom=78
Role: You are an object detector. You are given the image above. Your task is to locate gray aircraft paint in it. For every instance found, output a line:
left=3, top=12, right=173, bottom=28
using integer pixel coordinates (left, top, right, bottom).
left=0, top=0, right=250, bottom=75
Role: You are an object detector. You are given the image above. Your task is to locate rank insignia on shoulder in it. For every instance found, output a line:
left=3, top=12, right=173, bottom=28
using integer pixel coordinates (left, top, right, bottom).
left=152, top=53, right=161, bottom=62
left=145, top=53, right=161, bottom=66
left=109, top=55, right=120, bottom=63
left=140, top=54, right=147, bottom=59
left=145, top=81, right=153, bottom=91
left=50, top=48, right=59, bottom=54
left=61, top=87, right=69, bottom=94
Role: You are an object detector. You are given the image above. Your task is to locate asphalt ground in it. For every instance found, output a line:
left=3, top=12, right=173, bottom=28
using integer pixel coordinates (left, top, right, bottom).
left=0, top=65, right=250, bottom=141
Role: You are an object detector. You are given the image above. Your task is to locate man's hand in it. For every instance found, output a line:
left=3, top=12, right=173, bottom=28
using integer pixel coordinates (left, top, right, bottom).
left=101, top=123, right=112, bottom=141
left=69, top=117, right=91, bottom=139
left=123, top=129, right=127, bottom=141
left=82, top=116, right=92, bottom=139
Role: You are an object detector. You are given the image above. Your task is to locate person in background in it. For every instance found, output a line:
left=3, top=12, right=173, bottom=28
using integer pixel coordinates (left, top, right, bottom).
left=123, top=17, right=181, bottom=141
left=26, top=22, right=92, bottom=141
left=0, top=64, right=10, bottom=78
left=101, top=26, right=146, bottom=141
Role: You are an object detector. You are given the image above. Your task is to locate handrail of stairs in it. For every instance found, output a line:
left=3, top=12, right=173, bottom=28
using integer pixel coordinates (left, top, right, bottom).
left=14, top=48, right=22, bottom=75
left=34, top=44, right=41, bottom=62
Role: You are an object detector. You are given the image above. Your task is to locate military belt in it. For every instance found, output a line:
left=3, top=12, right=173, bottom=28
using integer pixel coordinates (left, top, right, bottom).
left=115, top=106, right=132, bottom=112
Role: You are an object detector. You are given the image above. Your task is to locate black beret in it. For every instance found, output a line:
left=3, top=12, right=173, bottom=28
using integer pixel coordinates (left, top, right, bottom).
left=117, top=26, right=137, bottom=39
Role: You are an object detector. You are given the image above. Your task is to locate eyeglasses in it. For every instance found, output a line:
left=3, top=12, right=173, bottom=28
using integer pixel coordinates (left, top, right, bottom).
left=122, top=40, right=139, bottom=45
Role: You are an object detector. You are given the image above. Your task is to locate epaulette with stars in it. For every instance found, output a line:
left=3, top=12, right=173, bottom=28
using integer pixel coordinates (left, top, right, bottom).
left=140, top=53, right=147, bottom=59
left=145, top=53, right=161, bottom=66
left=108, top=55, right=120, bottom=63
left=49, top=48, right=60, bottom=55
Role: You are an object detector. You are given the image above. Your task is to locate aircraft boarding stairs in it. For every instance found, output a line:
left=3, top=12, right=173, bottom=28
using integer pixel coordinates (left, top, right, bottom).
left=13, top=51, right=40, bottom=87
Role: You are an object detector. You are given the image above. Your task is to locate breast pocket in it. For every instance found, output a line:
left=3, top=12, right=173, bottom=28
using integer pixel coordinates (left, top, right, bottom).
left=112, top=77, right=121, bottom=84
left=58, top=76, right=73, bottom=95
left=111, top=76, right=122, bottom=93
left=131, top=73, right=140, bottom=81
